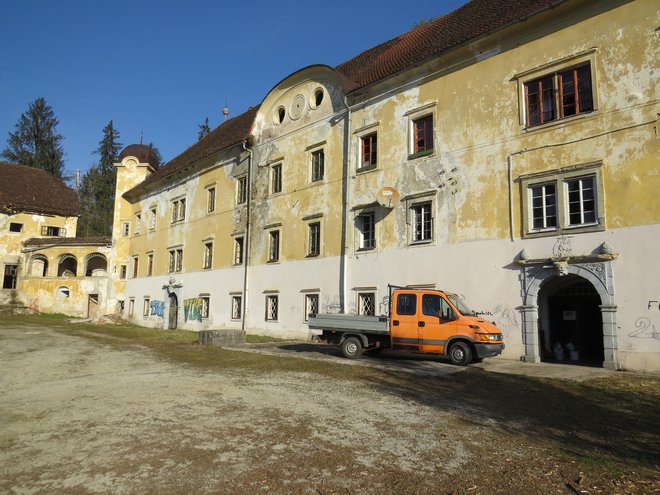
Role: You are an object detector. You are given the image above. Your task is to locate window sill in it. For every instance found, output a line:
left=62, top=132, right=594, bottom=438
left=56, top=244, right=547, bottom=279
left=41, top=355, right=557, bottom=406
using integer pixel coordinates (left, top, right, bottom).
left=408, top=149, right=434, bottom=160
left=306, top=253, right=320, bottom=259
left=267, top=260, right=280, bottom=264
left=523, top=110, right=597, bottom=133
left=409, top=239, right=433, bottom=246
left=357, top=246, right=376, bottom=252
left=523, top=222, right=604, bottom=239
left=356, top=164, right=377, bottom=174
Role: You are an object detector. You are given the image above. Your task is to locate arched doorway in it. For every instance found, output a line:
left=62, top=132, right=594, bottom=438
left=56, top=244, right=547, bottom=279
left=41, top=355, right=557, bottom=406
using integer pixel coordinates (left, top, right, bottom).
left=538, top=275, right=604, bottom=366
left=168, top=293, right=178, bottom=330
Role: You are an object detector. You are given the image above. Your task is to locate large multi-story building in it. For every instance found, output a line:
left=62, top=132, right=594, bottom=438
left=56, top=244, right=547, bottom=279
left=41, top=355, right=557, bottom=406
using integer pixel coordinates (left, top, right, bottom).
left=7, top=0, right=659, bottom=372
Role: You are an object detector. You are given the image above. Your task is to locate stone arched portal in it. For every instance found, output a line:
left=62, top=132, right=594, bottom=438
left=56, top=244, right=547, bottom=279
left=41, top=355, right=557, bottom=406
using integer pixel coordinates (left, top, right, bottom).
left=520, top=261, right=619, bottom=370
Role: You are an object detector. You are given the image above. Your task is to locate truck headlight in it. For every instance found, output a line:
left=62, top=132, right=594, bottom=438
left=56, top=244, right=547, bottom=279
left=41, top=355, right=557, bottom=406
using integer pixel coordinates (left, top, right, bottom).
left=476, top=333, right=502, bottom=342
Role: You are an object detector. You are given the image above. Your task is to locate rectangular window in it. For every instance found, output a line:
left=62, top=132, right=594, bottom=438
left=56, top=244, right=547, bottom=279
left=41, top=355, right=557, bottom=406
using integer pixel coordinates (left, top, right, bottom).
left=234, top=236, right=244, bottom=265
left=169, top=248, right=183, bottom=273
left=119, top=264, right=127, bottom=279
left=566, top=176, right=596, bottom=226
left=41, top=226, right=63, bottom=237
left=201, top=296, right=210, bottom=319
left=9, top=222, right=23, bottom=233
left=271, top=163, right=282, bottom=194
left=171, top=198, right=186, bottom=223
left=207, top=187, right=216, bottom=213
left=530, top=183, right=558, bottom=230
left=412, top=115, right=433, bottom=156
left=2, top=264, right=18, bottom=289
left=396, top=293, right=417, bottom=315
left=411, top=202, right=433, bottom=242
left=135, top=213, right=141, bottom=234
left=308, top=222, right=320, bottom=257
left=128, top=298, right=135, bottom=317
left=357, top=212, right=375, bottom=250
left=122, top=222, right=130, bottom=237
left=231, top=295, right=242, bottom=320
left=116, top=300, right=125, bottom=315
left=203, top=242, right=213, bottom=270
left=268, top=230, right=280, bottom=262
left=358, top=292, right=375, bottom=316
left=150, top=207, right=157, bottom=231
left=265, top=295, right=279, bottom=321
left=147, top=253, right=153, bottom=276
left=360, top=133, right=377, bottom=169
left=237, top=176, right=247, bottom=205
left=311, top=149, right=324, bottom=182
left=521, top=164, right=603, bottom=237
left=304, top=294, right=319, bottom=322
left=143, top=297, right=151, bottom=317
left=132, top=256, right=139, bottom=278
left=524, top=63, right=593, bottom=127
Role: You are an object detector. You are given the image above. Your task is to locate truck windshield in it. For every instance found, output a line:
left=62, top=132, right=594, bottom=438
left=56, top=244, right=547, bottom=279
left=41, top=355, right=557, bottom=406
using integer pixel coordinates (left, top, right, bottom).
left=446, top=294, right=475, bottom=316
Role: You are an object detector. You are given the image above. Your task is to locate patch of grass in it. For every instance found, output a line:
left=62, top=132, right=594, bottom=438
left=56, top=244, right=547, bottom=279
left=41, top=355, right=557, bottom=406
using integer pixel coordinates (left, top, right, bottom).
left=245, top=334, right=293, bottom=343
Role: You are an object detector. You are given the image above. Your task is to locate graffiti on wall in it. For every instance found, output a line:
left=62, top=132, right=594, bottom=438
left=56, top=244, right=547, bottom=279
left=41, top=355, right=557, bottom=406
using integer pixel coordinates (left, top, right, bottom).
left=150, top=300, right=164, bottom=317
left=629, top=300, right=659, bottom=340
left=184, top=298, right=203, bottom=322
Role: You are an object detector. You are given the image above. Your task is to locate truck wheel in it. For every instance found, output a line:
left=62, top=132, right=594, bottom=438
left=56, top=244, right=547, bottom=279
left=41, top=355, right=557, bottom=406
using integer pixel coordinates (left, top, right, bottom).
left=449, top=342, right=473, bottom=366
left=341, top=337, right=363, bottom=359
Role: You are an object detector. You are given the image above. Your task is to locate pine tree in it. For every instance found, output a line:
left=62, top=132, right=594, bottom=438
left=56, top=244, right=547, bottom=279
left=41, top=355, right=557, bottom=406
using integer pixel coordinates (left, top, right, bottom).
left=2, top=97, right=66, bottom=178
left=77, top=121, right=122, bottom=236
left=198, top=117, right=211, bottom=141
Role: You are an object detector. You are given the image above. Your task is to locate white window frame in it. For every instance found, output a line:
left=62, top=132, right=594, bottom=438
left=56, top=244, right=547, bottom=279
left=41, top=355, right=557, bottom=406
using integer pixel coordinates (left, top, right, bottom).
left=149, top=207, right=157, bottom=231
left=122, top=222, right=130, bottom=237
left=406, top=102, right=436, bottom=160
left=171, top=197, right=186, bottom=223
left=268, top=229, right=280, bottom=263
left=271, top=162, right=283, bottom=195
left=308, top=144, right=326, bottom=183
left=307, top=221, right=321, bottom=257
left=206, top=186, right=216, bottom=213
left=357, top=211, right=376, bottom=250
left=203, top=241, right=213, bottom=270
left=231, top=294, right=242, bottom=320
left=233, top=236, right=244, bottom=265
left=304, top=293, right=319, bottom=322
left=236, top=176, right=247, bottom=205
left=358, top=291, right=376, bottom=316
left=410, top=202, right=433, bottom=243
left=143, top=297, right=151, bottom=317
left=134, top=213, right=141, bottom=235
left=265, top=294, right=279, bottom=321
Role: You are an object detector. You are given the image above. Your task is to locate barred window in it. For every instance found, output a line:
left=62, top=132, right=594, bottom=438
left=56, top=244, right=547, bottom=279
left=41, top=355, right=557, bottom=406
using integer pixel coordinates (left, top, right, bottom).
left=358, top=292, right=375, bottom=316
left=265, top=295, right=279, bottom=321
left=304, top=294, right=319, bottom=322
left=308, top=222, right=320, bottom=257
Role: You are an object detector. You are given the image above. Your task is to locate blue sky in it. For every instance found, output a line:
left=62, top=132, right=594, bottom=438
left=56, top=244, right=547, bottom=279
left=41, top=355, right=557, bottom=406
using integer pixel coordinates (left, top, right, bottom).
left=1, top=0, right=465, bottom=179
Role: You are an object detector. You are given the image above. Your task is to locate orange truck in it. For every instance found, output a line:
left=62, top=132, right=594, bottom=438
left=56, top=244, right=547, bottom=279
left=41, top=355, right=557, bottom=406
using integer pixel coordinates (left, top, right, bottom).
left=308, top=285, right=504, bottom=365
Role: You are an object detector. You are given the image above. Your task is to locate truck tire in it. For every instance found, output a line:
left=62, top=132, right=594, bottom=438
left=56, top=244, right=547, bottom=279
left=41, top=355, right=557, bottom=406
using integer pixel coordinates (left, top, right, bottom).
left=448, top=342, right=473, bottom=366
left=341, top=336, right=363, bottom=359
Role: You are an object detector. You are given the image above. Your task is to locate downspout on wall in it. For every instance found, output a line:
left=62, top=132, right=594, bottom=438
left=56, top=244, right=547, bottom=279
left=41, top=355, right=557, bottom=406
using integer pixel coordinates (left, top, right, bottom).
left=340, top=96, right=352, bottom=313
left=241, top=140, right=253, bottom=333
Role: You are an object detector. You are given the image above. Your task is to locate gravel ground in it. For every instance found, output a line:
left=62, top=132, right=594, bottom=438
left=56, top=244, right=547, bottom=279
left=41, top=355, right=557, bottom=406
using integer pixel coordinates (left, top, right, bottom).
left=1, top=321, right=657, bottom=494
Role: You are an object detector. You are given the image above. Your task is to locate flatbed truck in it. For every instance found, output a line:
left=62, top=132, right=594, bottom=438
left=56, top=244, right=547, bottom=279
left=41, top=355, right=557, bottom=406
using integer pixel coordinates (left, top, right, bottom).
left=308, top=286, right=504, bottom=365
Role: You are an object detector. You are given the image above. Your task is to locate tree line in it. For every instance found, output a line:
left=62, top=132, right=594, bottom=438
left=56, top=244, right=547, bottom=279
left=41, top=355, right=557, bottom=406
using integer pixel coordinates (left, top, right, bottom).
left=1, top=97, right=213, bottom=237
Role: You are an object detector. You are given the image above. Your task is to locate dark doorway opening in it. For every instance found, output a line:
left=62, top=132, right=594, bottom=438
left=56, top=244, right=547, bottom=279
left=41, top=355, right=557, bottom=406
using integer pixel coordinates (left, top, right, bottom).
left=3, top=264, right=18, bottom=289
left=168, top=294, right=178, bottom=330
left=539, top=275, right=604, bottom=367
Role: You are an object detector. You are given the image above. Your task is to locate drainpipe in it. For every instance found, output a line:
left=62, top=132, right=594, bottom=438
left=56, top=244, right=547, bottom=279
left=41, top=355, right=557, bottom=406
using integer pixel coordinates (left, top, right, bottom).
left=340, top=96, right=352, bottom=313
left=241, top=140, right=253, bottom=333
left=507, top=154, right=515, bottom=242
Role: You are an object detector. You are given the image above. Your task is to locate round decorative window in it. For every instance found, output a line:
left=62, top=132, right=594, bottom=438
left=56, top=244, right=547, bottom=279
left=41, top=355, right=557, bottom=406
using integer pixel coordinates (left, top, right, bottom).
left=289, top=94, right=306, bottom=120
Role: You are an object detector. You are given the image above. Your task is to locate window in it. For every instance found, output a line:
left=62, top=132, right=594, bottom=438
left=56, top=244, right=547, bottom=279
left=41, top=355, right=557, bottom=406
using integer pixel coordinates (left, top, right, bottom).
left=304, top=294, right=319, bottom=322
left=56, top=286, right=70, bottom=298
left=411, top=114, right=433, bottom=158
left=201, top=295, right=210, bottom=319
left=308, top=222, right=320, bottom=257
left=237, top=176, right=247, bottom=205
left=149, top=207, right=157, bottom=231
left=357, top=212, right=375, bottom=250
left=143, top=297, right=151, bottom=317
left=271, top=163, right=282, bottom=194
left=268, top=230, right=280, bottom=262
left=360, top=133, right=377, bottom=170
left=411, top=202, right=433, bottom=243
left=41, top=226, right=63, bottom=237
left=147, top=253, right=153, bottom=276
left=168, top=248, right=184, bottom=273
left=358, top=292, right=375, bottom=316
left=231, top=295, right=242, bottom=320
left=116, top=300, right=125, bottom=314
left=234, top=236, right=244, bottom=265
left=128, top=298, right=135, bottom=317
left=203, top=242, right=213, bottom=270
left=313, top=88, right=324, bottom=108
left=132, top=256, right=139, bottom=278
left=396, top=294, right=417, bottom=315
left=171, top=198, right=186, bottom=223
left=207, top=187, right=216, bottom=213
left=521, top=163, right=603, bottom=237
left=119, top=264, right=127, bottom=279
left=265, top=295, right=279, bottom=321
left=2, top=264, right=18, bottom=289
left=134, top=213, right=141, bottom=234
left=422, top=294, right=454, bottom=320
left=311, top=149, right=324, bottom=182
left=524, top=63, right=593, bottom=127
left=122, top=222, right=130, bottom=237
left=9, top=222, right=23, bottom=233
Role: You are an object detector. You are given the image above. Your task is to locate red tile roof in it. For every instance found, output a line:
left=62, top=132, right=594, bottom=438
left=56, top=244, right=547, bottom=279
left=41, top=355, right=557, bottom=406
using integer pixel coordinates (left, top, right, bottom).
left=123, top=106, right=259, bottom=198
left=336, top=0, right=563, bottom=91
left=0, top=162, right=80, bottom=217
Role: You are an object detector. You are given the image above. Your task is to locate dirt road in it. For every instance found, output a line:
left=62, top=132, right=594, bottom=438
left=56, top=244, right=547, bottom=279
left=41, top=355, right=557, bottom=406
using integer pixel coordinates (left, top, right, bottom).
left=1, top=320, right=657, bottom=494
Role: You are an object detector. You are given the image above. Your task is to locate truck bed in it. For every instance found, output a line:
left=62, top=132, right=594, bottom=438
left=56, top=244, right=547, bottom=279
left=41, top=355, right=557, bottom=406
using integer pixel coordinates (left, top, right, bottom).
left=308, top=314, right=390, bottom=335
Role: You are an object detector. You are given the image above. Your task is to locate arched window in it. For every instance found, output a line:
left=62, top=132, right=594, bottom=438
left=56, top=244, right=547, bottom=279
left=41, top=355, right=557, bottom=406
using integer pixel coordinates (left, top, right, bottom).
left=28, top=254, right=49, bottom=277
left=57, top=254, right=78, bottom=278
left=84, top=253, right=108, bottom=277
